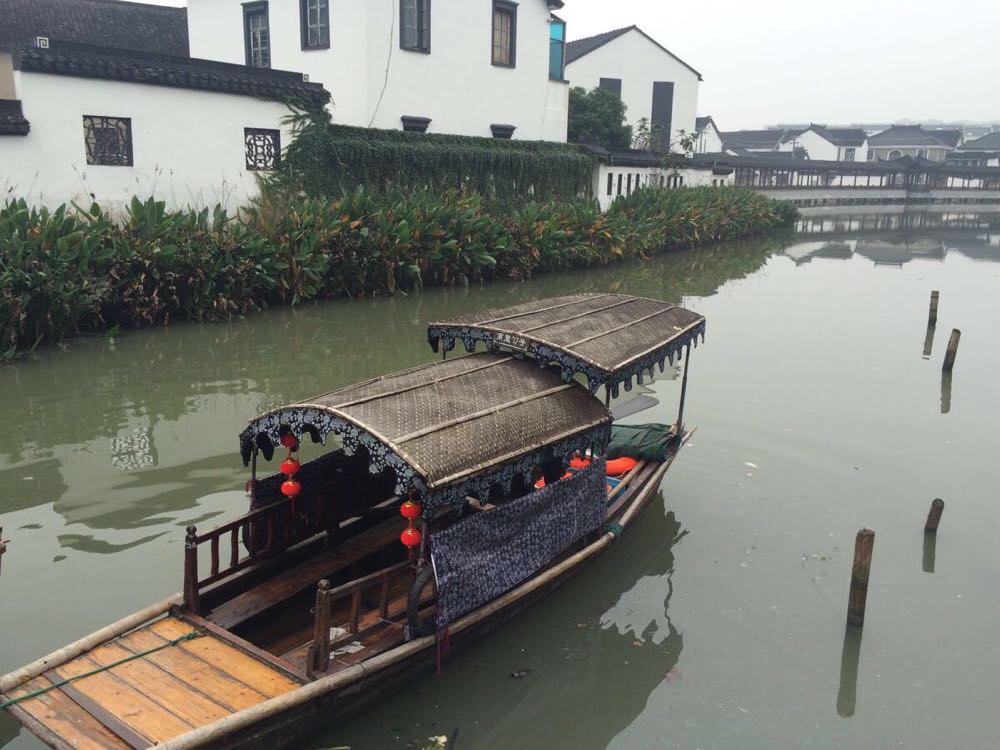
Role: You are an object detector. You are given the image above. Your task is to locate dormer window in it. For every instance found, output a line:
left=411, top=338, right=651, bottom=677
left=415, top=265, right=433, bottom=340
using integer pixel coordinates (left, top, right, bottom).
left=243, top=2, right=270, bottom=68
left=400, top=0, right=430, bottom=52
left=301, top=0, right=330, bottom=50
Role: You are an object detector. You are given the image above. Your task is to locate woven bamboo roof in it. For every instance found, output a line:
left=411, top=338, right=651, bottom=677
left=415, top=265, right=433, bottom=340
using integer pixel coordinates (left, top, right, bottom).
left=239, top=353, right=611, bottom=509
left=428, top=294, right=706, bottom=396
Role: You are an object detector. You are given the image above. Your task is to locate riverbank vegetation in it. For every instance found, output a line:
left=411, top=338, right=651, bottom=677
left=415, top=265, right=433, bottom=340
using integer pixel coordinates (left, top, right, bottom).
left=0, top=187, right=796, bottom=356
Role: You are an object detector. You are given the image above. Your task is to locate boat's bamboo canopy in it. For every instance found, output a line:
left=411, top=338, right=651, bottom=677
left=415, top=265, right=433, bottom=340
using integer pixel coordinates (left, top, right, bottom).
left=239, top=354, right=612, bottom=510
left=427, top=294, right=706, bottom=396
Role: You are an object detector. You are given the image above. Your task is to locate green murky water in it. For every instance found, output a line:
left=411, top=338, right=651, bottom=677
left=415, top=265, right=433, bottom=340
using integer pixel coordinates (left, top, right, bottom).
left=1, top=210, right=999, bottom=749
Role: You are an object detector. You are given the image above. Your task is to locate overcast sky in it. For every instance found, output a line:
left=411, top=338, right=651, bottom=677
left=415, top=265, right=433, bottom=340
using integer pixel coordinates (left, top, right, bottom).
left=150, top=0, right=999, bottom=129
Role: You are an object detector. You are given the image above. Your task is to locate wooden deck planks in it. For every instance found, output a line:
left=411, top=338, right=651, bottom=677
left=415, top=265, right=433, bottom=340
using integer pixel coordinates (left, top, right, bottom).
left=85, top=641, right=234, bottom=727
left=149, top=618, right=300, bottom=698
left=51, top=656, right=194, bottom=743
left=118, top=628, right=271, bottom=712
left=6, top=675, right=132, bottom=750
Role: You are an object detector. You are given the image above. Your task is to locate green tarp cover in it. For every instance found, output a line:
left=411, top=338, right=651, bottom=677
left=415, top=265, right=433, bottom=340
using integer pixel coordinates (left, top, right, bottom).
left=607, top=423, right=673, bottom=462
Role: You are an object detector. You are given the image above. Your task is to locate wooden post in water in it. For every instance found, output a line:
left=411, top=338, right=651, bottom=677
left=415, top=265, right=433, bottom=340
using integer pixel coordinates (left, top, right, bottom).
left=308, top=579, right=332, bottom=678
left=846, top=529, right=875, bottom=628
left=928, top=291, right=939, bottom=325
left=925, top=498, right=945, bottom=532
left=183, top=525, right=200, bottom=614
left=0, top=524, right=7, bottom=575
left=676, top=342, right=692, bottom=432
left=836, top=626, right=862, bottom=717
left=942, top=329, right=961, bottom=372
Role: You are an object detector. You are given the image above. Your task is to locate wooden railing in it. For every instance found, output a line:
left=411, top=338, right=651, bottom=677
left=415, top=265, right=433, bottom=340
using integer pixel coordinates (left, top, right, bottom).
left=184, top=492, right=333, bottom=613
left=306, top=560, right=413, bottom=677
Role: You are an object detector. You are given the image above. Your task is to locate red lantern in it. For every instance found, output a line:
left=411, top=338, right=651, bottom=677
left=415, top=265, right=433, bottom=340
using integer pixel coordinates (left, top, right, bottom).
left=281, top=479, right=301, bottom=497
left=400, top=500, right=422, bottom=520
left=400, top=527, right=422, bottom=548
left=280, top=433, right=299, bottom=451
left=280, top=458, right=301, bottom=477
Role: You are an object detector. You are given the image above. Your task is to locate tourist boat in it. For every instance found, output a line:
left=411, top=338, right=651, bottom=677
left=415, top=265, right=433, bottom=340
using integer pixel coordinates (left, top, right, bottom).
left=1, top=293, right=705, bottom=749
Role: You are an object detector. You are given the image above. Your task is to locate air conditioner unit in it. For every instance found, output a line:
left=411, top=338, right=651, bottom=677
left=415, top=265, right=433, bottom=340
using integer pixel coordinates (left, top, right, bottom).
left=34, top=36, right=50, bottom=48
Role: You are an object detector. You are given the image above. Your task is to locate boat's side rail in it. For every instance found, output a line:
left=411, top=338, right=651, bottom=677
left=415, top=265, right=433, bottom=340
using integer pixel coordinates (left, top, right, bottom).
left=184, top=493, right=332, bottom=613
left=306, top=560, right=414, bottom=677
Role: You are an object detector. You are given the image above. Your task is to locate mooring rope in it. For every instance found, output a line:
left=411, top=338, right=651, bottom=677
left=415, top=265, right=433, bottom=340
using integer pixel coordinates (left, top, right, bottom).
left=0, top=630, right=204, bottom=710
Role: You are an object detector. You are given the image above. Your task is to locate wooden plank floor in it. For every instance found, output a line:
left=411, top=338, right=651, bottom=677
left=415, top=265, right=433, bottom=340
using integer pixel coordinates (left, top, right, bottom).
left=3, top=616, right=303, bottom=749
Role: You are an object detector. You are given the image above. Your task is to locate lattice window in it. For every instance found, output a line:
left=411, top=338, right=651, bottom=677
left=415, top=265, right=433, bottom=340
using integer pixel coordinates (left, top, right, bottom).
left=83, top=116, right=133, bottom=166
left=245, top=128, right=281, bottom=171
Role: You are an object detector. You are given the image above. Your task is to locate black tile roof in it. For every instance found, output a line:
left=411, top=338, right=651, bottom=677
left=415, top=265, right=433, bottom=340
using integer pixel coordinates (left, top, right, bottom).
left=12, top=41, right=331, bottom=108
left=691, top=152, right=1000, bottom=177
left=807, top=125, right=868, bottom=147
left=566, top=25, right=703, bottom=80
left=695, top=116, right=715, bottom=132
left=869, top=125, right=954, bottom=148
left=720, top=129, right=787, bottom=148
left=0, top=99, right=29, bottom=135
left=928, top=129, right=962, bottom=148
left=959, top=131, right=1000, bottom=151
left=0, top=0, right=189, bottom=56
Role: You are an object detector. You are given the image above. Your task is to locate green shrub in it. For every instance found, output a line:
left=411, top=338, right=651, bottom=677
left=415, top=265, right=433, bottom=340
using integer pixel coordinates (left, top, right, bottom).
left=0, top=188, right=797, bottom=356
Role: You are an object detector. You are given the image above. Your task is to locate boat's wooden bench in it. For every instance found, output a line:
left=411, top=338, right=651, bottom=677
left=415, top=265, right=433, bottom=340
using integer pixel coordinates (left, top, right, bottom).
left=205, top=514, right=407, bottom=631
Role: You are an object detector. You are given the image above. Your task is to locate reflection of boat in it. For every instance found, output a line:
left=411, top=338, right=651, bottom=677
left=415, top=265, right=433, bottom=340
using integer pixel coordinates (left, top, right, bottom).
left=2, top=294, right=705, bottom=749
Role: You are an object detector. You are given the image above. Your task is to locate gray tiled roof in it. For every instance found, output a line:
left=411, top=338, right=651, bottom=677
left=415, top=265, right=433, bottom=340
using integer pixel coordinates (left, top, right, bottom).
left=720, top=129, right=787, bottom=148
left=808, top=125, right=867, bottom=147
left=927, top=129, right=962, bottom=148
left=0, top=0, right=189, bottom=56
left=958, top=131, right=1000, bottom=151
left=0, top=99, right=29, bottom=135
left=566, top=25, right=703, bottom=80
left=13, top=41, right=330, bottom=107
left=695, top=116, right=714, bottom=132
left=869, top=125, right=954, bottom=148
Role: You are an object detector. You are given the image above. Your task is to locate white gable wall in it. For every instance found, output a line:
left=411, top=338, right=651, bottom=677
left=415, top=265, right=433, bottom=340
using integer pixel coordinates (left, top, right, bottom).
left=565, top=29, right=699, bottom=149
left=791, top=129, right=869, bottom=162
left=1, top=71, right=292, bottom=211
left=695, top=121, right=722, bottom=153
left=186, top=0, right=568, bottom=141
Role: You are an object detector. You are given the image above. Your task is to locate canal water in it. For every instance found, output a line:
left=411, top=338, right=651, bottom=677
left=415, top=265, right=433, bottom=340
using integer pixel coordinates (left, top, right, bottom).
left=1, top=211, right=998, bottom=749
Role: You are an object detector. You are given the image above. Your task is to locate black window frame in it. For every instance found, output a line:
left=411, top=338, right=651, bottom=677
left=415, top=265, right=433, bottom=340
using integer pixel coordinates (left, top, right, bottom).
left=400, top=0, right=431, bottom=53
left=244, top=127, right=281, bottom=171
left=300, top=0, right=330, bottom=51
left=491, top=0, right=517, bottom=68
left=82, top=115, right=133, bottom=167
left=243, top=1, right=271, bottom=68
left=599, top=77, right=622, bottom=98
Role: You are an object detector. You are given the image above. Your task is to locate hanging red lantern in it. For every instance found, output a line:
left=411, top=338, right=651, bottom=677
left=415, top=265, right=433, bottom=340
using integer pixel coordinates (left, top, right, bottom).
left=280, top=457, right=301, bottom=477
left=400, top=527, right=422, bottom=548
left=281, top=479, right=301, bottom=497
left=280, top=433, right=299, bottom=451
left=400, top=500, right=422, bottom=520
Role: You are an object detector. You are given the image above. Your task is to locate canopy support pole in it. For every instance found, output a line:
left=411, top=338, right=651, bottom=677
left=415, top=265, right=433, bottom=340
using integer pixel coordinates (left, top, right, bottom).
left=677, top=342, right=692, bottom=432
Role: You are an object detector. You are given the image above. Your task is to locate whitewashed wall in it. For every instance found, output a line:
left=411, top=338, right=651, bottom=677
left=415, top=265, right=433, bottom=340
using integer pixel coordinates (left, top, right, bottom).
left=593, top=163, right=729, bottom=210
left=565, top=29, right=699, bottom=149
left=789, top=130, right=869, bottom=162
left=695, top=122, right=722, bottom=153
left=1, top=70, right=293, bottom=211
left=187, top=0, right=568, bottom=141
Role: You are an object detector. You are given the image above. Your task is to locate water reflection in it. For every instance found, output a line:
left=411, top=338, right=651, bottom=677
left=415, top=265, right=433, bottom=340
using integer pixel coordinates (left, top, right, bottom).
left=922, top=532, right=938, bottom=574
left=0, top=235, right=784, bottom=551
left=922, top=322, right=936, bottom=359
left=941, top=371, right=953, bottom=415
left=836, top=626, right=863, bottom=718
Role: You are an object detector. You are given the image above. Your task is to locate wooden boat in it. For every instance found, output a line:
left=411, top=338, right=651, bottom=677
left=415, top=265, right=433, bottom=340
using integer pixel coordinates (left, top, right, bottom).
left=1, top=294, right=705, bottom=749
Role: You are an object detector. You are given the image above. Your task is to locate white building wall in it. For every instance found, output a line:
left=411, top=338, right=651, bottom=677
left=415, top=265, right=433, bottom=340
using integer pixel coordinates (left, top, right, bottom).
left=791, top=130, right=869, bottom=162
left=1, top=71, right=293, bottom=211
left=565, top=29, right=700, bottom=149
left=695, top=122, right=722, bottom=153
left=593, top=163, right=730, bottom=210
left=186, top=0, right=567, bottom=141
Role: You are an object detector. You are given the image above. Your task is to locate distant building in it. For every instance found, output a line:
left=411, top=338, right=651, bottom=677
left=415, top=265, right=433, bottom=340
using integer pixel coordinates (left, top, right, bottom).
left=694, top=116, right=722, bottom=154
left=953, top=132, right=1000, bottom=166
left=867, top=125, right=956, bottom=162
left=781, top=125, right=869, bottom=162
left=565, top=25, right=702, bottom=149
left=720, top=129, right=787, bottom=153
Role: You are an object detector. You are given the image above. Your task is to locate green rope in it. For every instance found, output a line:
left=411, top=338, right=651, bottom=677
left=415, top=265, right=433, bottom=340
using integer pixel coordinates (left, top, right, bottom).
left=0, top=630, right=204, bottom=710
left=605, top=522, right=624, bottom=539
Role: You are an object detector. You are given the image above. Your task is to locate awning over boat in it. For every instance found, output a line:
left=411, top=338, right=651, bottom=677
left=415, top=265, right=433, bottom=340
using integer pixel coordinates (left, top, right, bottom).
left=427, top=294, right=706, bottom=397
left=239, top=353, right=612, bottom=512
